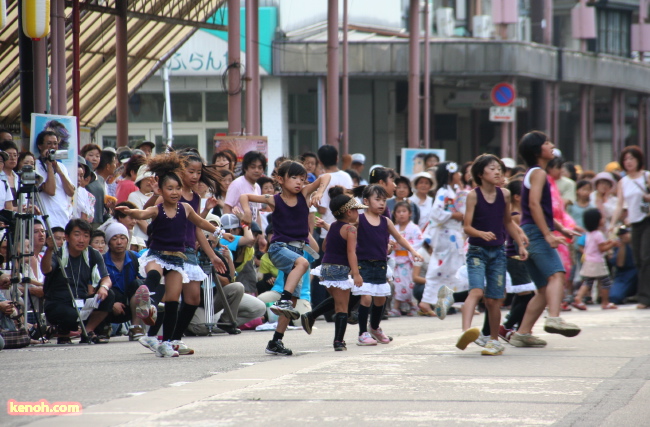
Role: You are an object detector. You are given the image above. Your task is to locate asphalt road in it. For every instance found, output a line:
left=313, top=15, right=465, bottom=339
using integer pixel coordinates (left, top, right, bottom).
left=2, top=304, right=650, bottom=426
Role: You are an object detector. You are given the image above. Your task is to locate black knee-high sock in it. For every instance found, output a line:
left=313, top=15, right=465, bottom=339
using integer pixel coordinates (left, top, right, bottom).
left=144, top=270, right=165, bottom=305
left=171, top=303, right=198, bottom=341
left=504, top=293, right=534, bottom=330
left=358, top=305, right=370, bottom=335
left=334, top=312, right=348, bottom=342
left=162, top=301, right=179, bottom=341
left=482, top=310, right=490, bottom=336
left=310, top=296, right=335, bottom=319
left=370, top=304, right=384, bottom=330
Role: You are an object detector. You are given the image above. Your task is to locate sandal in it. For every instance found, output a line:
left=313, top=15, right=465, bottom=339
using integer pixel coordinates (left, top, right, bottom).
left=602, top=303, right=618, bottom=310
left=387, top=309, right=402, bottom=317
left=417, top=310, right=436, bottom=317
left=636, top=304, right=649, bottom=309
left=80, top=331, right=109, bottom=344
left=571, top=302, right=588, bottom=311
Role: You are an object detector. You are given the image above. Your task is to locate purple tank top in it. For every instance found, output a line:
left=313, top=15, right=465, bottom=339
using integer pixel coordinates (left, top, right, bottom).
left=468, top=187, right=506, bottom=247
left=505, top=212, right=520, bottom=256
left=149, top=203, right=187, bottom=252
left=520, top=167, right=554, bottom=230
left=270, top=192, right=309, bottom=244
left=181, top=192, right=200, bottom=248
left=356, top=213, right=389, bottom=261
left=322, top=221, right=350, bottom=267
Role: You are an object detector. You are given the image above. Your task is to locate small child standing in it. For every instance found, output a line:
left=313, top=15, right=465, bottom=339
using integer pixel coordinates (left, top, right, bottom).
left=573, top=208, right=619, bottom=310
left=567, top=180, right=594, bottom=233
left=241, top=160, right=330, bottom=356
left=314, top=186, right=367, bottom=351
left=388, top=201, right=424, bottom=316
left=353, top=185, right=422, bottom=346
left=459, top=154, right=528, bottom=356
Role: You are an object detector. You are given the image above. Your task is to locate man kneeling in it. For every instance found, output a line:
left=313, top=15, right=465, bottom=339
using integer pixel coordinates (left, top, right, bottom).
left=42, top=219, right=114, bottom=344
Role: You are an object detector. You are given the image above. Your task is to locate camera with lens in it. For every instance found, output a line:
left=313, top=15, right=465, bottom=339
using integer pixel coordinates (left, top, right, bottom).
left=17, top=165, right=36, bottom=186
left=641, top=203, right=650, bottom=215
left=46, top=149, right=68, bottom=162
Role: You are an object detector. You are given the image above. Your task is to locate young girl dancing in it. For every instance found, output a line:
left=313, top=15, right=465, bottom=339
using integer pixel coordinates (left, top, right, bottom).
left=240, top=160, right=331, bottom=356
left=353, top=185, right=422, bottom=345
left=573, top=208, right=619, bottom=310
left=459, top=154, right=528, bottom=356
left=318, top=186, right=367, bottom=350
left=116, top=153, right=227, bottom=357
left=388, top=201, right=424, bottom=317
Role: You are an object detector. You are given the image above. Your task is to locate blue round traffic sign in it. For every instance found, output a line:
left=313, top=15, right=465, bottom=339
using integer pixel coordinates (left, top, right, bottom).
left=491, top=83, right=516, bottom=107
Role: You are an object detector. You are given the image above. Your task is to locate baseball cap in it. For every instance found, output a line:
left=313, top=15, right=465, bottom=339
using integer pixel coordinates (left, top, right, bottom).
left=501, top=157, right=516, bottom=169
left=351, top=153, right=366, bottom=165
left=134, top=165, right=153, bottom=184
left=205, top=213, right=221, bottom=226
left=136, top=141, right=155, bottom=150
left=118, top=150, right=133, bottom=164
left=220, top=214, right=240, bottom=230
left=77, top=155, right=96, bottom=183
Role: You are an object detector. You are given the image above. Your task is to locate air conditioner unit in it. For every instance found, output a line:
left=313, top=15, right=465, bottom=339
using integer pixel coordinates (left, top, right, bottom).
left=473, top=15, right=492, bottom=39
left=517, top=17, right=531, bottom=42
left=436, top=7, right=455, bottom=37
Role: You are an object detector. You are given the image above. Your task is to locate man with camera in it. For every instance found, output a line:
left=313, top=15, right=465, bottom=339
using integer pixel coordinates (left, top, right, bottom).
left=35, top=130, right=75, bottom=229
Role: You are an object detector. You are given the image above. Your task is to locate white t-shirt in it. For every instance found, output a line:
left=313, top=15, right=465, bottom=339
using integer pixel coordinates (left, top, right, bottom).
left=410, top=194, right=433, bottom=230
left=621, top=171, right=650, bottom=224
left=36, top=159, right=72, bottom=228
left=0, top=179, right=13, bottom=207
left=318, top=170, right=353, bottom=238
left=128, top=190, right=152, bottom=243
left=73, top=187, right=93, bottom=219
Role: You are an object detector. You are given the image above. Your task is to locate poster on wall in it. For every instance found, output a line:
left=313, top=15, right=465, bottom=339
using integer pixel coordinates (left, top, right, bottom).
left=214, top=135, right=268, bottom=175
left=30, top=114, right=79, bottom=187
left=400, top=148, right=446, bottom=178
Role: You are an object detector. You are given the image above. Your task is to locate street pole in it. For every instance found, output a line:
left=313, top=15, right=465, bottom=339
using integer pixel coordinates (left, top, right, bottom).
left=228, top=0, right=242, bottom=135
left=326, top=0, right=339, bottom=148
left=408, top=0, right=420, bottom=148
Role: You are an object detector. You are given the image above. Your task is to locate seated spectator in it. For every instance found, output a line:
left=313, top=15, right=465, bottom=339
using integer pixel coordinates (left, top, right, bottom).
left=90, top=230, right=106, bottom=254
left=35, top=130, right=75, bottom=228
left=51, top=227, right=65, bottom=248
left=219, top=214, right=258, bottom=294
left=102, top=223, right=147, bottom=341
left=188, top=220, right=266, bottom=335
left=42, top=219, right=115, bottom=344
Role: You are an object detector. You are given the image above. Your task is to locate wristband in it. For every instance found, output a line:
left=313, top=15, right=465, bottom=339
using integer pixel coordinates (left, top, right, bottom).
left=100, top=284, right=110, bottom=291
left=213, top=226, right=225, bottom=240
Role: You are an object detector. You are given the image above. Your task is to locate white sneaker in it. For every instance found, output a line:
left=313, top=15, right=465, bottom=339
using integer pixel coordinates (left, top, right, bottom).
left=155, top=341, right=179, bottom=358
left=434, top=286, right=455, bottom=320
left=544, top=317, right=581, bottom=337
left=474, top=333, right=490, bottom=347
left=481, top=340, right=504, bottom=356
left=139, top=336, right=159, bottom=353
left=170, top=340, right=194, bottom=355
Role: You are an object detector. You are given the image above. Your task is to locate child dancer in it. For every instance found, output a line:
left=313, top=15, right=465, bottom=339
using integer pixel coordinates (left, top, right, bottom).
left=458, top=154, right=528, bottom=355
left=421, top=162, right=464, bottom=316
left=510, top=131, right=581, bottom=348
left=315, top=186, right=366, bottom=350
left=116, top=153, right=226, bottom=357
left=499, top=179, right=536, bottom=342
left=240, top=160, right=330, bottom=356
left=388, top=201, right=424, bottom=317
left=573, top=208, right=619, bottom=310
left=353, top=185, right=422, bottom=345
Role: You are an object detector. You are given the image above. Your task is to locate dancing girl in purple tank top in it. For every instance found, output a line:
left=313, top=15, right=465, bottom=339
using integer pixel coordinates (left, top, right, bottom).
left=240, top=160, right=331, bottom=356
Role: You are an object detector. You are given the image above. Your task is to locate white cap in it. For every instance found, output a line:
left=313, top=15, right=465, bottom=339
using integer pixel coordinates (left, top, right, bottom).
left=501, top=157, right=516, bottom=169
left=220, top=214, right=240, bottom=230
left=104, top=222, right=129, bottom=244
left=351, top=153, right=366, bottom=164
left=134, top=165, right=153, bottom=184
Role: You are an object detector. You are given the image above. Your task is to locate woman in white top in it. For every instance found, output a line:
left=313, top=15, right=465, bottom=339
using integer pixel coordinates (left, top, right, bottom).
left=127, top=165, right=154, bottom=245
left=609, top=146, right=650, bottom=309
left=409, top=171, right=435, bottom=231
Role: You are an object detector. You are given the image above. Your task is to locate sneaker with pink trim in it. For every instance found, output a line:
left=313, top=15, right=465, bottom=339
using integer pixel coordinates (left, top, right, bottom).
left=369, top=327, right=390, bottom=344
left=357, top=332, right=377, bottom=346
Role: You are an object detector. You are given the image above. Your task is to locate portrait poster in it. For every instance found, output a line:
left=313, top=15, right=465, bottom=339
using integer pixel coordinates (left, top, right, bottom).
left=214, top=136, right=268, bottom=175
left=30, top=114, right=79, bottom=187
left=400, top=148, right=446, bottom=178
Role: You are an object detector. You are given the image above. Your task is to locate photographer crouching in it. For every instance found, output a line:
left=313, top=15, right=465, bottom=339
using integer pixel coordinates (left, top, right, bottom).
left=42, top=219, right=115, bottom=344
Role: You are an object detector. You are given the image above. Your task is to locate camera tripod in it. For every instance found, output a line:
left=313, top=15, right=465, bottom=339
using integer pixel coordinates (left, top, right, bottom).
left=3, top=165, right=91, bottom=344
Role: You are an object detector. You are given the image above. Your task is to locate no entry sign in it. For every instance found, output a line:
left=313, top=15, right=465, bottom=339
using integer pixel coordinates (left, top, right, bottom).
left=491, top=82, right=516, bottom=107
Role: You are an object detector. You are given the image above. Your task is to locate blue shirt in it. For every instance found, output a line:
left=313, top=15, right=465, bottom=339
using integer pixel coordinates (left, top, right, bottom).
left=103, top=251, right=141, bottom=294
left=271, top=251, right=315, bottom=301
left=220, top=235, right=242, bottom=252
